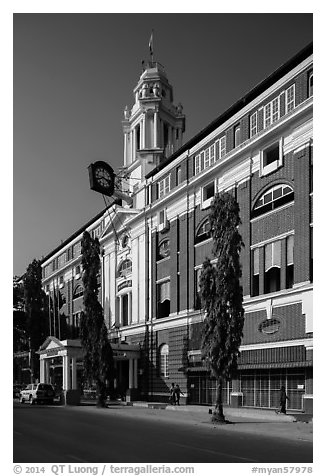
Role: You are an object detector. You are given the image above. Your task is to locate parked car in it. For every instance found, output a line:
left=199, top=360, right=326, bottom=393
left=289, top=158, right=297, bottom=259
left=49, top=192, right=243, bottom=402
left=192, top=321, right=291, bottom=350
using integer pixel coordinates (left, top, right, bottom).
left=20, top=383, right=55, bottom=405
left=13, top=384, right=23, bottom=398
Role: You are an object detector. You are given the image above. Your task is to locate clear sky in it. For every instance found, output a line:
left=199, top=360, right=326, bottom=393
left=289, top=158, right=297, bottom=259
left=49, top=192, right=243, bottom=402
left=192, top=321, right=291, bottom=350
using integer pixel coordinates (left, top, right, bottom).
left=13, top=12, right=313, bottom=276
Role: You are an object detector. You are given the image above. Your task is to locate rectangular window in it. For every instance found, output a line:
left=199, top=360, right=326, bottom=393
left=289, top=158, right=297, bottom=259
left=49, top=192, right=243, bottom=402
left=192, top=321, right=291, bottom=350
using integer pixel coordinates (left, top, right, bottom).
left=264, top=102, right=272, bottom=128
left=261, top=140, right=283, bottom=176
left=202, top=181, right=215, bottom=209
left=272, top=97, right=279, bottom=123
left=285, top=85, right=295, bottom=114
left=252, top=248, right=260, bottom=297
left=310, top=227, right=313, bottom=282
left=157, top=280, right=171, bottom=318
left=195, top=268, right=202, bottom=310
left=176, top=166, right=182, bottom=186
left=286, top=235, right=294, bottom=289
left=308, top=71, right=313, bottom=98
left=209, top=144, right=216, bottom=164
left=250, top=112, right=258, bottom=137
left=215, top=139, right=220, bottom=161
left=264, top=241, right=281, bottom=294
left=158, top=175, right=171, bottom=198
left=194, top=154, right=201, bottom=175
left=234, top=124, right=241, bottom=148
left=73, top=241, right=81, bottom=258
left=264, top=143, right=279, bottom=167
left=220, top=136, right=226, bottom=158
left=204, top=148, right=210, bottom=169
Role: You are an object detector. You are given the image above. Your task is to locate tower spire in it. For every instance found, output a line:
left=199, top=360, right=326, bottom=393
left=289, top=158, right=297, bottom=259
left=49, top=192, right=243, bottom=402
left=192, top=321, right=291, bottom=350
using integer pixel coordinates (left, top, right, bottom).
left=149, top=30, right=154, bottom=64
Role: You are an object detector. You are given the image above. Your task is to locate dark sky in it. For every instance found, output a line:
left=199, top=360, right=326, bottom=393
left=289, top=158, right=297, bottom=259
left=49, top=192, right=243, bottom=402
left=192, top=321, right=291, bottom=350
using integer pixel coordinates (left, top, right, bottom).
left=13, top=13, right=313, bottom=276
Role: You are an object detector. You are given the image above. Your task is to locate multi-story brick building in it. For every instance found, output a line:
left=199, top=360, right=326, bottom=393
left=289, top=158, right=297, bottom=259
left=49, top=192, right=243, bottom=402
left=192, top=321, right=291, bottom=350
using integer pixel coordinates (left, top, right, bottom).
left=40, top=42, right=313, bottom=412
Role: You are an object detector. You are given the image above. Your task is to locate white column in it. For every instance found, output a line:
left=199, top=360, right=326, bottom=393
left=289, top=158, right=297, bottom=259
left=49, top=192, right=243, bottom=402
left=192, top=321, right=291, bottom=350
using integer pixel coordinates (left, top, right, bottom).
left=128, top=292, right=132, bottom=325
left=119, top=296, right=122, bottom=326
left=62, top=355, right=71, bottom=390
left=62, top=356, right=66, bottom=390
left=71, top=357, right=77, bottom=390
left=40, top=358, right=45, bottom=383
left=154, top=112, right=158, bottom=147
left=133, top=359, right=138, bottom=389
left=141, top=117, right=145, bottom=149
left=66, top=356, right=71, bottom=390
left=45, top=359, right=50, bottom=384
left=129, top=359, right=134, bottom=389
left=124, top=133, right=128, bottom=165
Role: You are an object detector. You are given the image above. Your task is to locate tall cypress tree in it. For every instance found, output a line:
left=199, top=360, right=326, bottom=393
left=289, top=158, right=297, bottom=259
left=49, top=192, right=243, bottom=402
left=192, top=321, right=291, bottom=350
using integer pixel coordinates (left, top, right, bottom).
left=200, top=191, right=244, bottom=423
left=23, top=260, right=49, bottom=382
left=80, top=231, right=114, bottom=407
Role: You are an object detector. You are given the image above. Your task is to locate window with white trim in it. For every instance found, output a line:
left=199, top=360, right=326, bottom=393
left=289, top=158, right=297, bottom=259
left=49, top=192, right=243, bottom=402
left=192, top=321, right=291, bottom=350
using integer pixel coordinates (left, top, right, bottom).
left=260, top=140, right=283, bottom=176
left=194, top=154, right=202, bottom=175
left=58, top=253, right=66, bottom=268
left=272, top=97, right=280, bottom=123
left=118, top=259, right=132, bottom=278
left=234, top=124, right=241, bottom=148
left=252, top=183, right=294, bottom=218
left=250, top=111, right=258, bottom=137
left=157, top=280, right=170, bottom=318
left=73, top=285, right=84, bottom=299
left=308, top=71, right=313, bottom=98
left=73, top=241, right=81, bottom=258
left=286, top=235, right=294, bottom=289
left=159, top=344, right=169, bottom=378
left=264, top=240, right=281, bottom=294
left=220, top=135, right=226, bottom=158
left=201, top=181, right=216, bottom=209
left=252, top=248, right=260, bottom=296
left=285, top=84, right=295, bottom=114
left=264, top=102, right=272, bottom=128
left=195, top=218, right=211, bottom=244
left=158, top=175, right=171, bottom=198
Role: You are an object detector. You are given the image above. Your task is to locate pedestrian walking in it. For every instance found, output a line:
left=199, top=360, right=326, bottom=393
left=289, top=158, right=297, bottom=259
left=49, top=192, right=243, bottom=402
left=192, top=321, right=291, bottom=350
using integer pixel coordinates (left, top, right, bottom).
left=275, top=386, right=290, bottom=414
left=169, top=383, right=176, bottom=405
left=174, top=384, right=184, bottom=405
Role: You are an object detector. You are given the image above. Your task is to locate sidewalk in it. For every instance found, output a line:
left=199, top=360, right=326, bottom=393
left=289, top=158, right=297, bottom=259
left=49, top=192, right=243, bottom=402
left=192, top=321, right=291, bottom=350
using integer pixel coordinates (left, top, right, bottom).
left=127, top=401, right=312, bottom=423
left=74, top=399, right=313, bottom=442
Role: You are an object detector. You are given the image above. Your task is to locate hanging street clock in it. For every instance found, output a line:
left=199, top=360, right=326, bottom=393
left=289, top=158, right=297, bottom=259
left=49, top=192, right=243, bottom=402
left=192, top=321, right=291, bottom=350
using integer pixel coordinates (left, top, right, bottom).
left=88, top=161, right=115, bottom=197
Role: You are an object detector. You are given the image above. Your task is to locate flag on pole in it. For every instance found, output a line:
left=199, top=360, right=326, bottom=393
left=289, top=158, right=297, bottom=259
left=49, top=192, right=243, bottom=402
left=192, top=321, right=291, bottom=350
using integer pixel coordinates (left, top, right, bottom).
left=149, top=30, right=154, bottom=58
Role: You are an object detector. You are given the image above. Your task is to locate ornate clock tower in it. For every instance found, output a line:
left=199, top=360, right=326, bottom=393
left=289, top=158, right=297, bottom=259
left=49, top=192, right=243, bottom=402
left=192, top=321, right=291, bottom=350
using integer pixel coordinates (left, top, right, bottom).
left=121, top=61, right=186, bottom=180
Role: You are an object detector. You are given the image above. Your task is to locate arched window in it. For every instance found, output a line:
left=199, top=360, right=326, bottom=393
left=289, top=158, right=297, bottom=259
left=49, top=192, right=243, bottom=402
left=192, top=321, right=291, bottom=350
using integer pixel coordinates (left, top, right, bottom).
left=118, top=259, right=132, bottom=278
left=195, top=218, right=211, bottom=244
left=73, top=285, right=84, bottom=300
left=159, top=344, right=169, bottom=378
left=158, top=239, right=170, bottom=260
left=252, top=184, right=294, bottom=218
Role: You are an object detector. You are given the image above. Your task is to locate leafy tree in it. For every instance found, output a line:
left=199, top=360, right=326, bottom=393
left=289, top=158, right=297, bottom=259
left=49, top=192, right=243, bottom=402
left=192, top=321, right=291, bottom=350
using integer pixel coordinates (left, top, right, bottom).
left=80, top=231, right=114, bottom=407
left=23, top=260, right=49, bottom=382
left=13, top=277, right=28, bottom=352
left=200, top=191, right=244, bottom=423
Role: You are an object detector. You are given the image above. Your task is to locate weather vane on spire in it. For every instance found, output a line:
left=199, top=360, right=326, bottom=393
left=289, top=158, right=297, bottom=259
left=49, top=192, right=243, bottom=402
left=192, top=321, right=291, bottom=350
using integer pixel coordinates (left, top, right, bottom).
left=149, top=29, right=154, bottom=63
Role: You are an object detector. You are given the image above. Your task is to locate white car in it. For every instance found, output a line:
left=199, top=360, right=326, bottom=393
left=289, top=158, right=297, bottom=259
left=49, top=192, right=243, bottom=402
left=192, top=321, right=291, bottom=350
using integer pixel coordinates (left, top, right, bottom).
left=20, top=383, right=55, bottom=405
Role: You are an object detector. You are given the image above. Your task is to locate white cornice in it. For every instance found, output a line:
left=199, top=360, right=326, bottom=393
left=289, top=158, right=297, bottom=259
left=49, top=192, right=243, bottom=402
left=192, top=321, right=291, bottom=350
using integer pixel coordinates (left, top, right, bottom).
left=240, top=338, right=313, bottom=352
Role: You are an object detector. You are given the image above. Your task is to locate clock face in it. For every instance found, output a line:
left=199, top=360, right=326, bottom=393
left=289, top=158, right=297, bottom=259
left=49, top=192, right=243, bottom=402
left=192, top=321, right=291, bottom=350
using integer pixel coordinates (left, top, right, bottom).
left=94, top=166, right=112, bottom=189
left=88, top=161, right=115, bottom=196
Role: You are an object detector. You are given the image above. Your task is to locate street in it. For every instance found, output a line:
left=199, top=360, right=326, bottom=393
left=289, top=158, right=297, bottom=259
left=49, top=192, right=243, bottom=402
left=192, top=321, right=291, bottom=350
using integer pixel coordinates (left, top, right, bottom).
left=13, top=401, right=312, bottom=463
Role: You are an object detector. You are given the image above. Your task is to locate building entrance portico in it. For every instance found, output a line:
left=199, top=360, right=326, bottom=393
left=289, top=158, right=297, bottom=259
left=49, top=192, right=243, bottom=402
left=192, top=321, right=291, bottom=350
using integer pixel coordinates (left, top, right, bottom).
left=37, top=336, right=140, bottom=405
